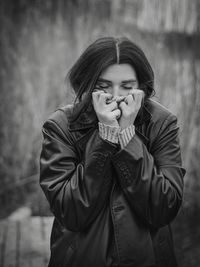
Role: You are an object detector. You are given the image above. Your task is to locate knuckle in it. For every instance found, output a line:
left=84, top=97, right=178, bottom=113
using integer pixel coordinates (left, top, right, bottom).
left=114, top=103, right=118, bottom=109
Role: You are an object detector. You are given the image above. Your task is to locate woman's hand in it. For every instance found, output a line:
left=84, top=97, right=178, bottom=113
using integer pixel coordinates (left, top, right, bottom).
left=92, top=91, right=121, bottom=127
left=118, top=89, right=144, bottom=129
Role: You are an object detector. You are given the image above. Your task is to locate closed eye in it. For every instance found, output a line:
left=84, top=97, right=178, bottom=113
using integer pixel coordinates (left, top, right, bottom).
left=96, top=82, right=110, bottom=89
left=122, top=85, right=133, bottom=90
left=121, top=81, right=138, bottom=90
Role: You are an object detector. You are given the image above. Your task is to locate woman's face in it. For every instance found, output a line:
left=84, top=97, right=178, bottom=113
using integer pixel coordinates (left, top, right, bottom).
left=95, top=63, right=139, bottom=97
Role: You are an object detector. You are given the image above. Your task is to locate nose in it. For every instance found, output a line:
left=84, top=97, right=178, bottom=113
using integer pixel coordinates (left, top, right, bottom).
left=112, top=85, right=120, bottom=97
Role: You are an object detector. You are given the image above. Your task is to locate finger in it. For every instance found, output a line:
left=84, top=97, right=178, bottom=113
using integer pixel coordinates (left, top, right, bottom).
left=92, top=90, right=111, bottom=97
left=119, top=101, right=127, bottom=111
left=134, top=91, right=143, bottom=104
left=107, top=100, right=118, bottom=110
left=93, top=91, right=112, bottom=106
left=106, top=98, right=114, bottom=104
left=93, top=88, right=102, bottom=92
left=93, top=89, right=107, bottom=96
left=92, top=91, right=101, bottom=106
left=92, top=90, right=103, bottom=100
left=92, top=91, right=99, bottom=104
left=112, top=109, right=121, bottom=120
left=131, top=89, right=143, bottom=95
left=130, top=89, right=143, bottom=100
left=126, top=94, right=134, bottom=105
left=115, top=96, right=126, bottom=103
left=141, top=94, right=144, bottom=106
left=131, top=93, right=135, bottom=101
left=99, top=93, right=113, bottom=102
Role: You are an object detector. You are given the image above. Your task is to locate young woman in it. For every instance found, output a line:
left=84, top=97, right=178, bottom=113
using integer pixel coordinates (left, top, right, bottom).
left=40, top=37, right=186, bottom=267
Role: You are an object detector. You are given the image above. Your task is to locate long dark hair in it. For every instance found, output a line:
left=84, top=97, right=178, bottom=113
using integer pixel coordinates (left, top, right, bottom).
left=67, top=36, right=155, bottom=122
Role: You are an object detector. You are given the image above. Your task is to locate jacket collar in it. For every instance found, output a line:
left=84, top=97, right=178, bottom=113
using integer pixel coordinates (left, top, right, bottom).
left=68, top=100, right=152, bottom=132
left=68, top=104, right=98, bottom=132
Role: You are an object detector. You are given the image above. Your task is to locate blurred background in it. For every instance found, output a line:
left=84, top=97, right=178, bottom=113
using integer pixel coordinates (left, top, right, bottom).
left=0, top=0, right=199, bottom=266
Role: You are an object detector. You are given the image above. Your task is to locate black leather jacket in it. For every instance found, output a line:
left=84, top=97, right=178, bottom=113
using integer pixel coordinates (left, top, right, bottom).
left=40, top=99, right=186, bottom=267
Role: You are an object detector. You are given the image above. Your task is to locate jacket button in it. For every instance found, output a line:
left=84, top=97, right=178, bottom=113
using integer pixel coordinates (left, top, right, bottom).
left=113, top=206, right=125, bottom=212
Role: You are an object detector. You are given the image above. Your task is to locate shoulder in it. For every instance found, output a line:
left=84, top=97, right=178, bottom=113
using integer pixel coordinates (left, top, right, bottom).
left=145, top=98, right=177, bottom=126
left=144, top=99, right=179, bottom=146
left=41, top=105, right=79, bottom=154
left=42, top=104, right=73, bottom=133
left=47, top=104, right=73, bottom=123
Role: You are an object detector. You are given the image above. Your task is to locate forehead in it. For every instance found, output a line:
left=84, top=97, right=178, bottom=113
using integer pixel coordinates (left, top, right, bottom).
left=99, top=63, right=137, bottom=81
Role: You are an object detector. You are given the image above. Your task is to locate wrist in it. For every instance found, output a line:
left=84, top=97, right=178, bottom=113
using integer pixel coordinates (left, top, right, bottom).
left=120, top=121, right=134, bottom=130
left=98, top=122, right=120, bottom=144
left=99, top=118, right=119, bottom=127
left=119, top=124, right=135, bottom=148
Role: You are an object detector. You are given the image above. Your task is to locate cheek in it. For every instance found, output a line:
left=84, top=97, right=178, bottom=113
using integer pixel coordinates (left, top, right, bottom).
left=128, top=88, right=136, bottom=94
left=105, top=88, right=113, bottom=95
left=119, top=88, right=134, bottom=96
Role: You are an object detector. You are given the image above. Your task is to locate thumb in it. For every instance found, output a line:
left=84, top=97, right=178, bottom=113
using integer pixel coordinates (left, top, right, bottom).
left=119, top=101, right=127, bottom=112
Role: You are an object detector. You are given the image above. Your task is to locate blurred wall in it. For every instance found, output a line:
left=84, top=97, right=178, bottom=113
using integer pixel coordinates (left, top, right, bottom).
left=0, top=0, right=199, bottom=265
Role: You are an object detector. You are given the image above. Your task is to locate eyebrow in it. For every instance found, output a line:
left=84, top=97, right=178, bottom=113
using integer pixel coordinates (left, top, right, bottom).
left=97, top=78, right=137, bottom=84
left=121, top=79, right=137, bottom=84
left=97, top=78, right=112, bottom=84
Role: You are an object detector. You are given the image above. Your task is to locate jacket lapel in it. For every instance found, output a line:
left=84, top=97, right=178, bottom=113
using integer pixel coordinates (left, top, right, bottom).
left=134, top=103, right=152, bottom=147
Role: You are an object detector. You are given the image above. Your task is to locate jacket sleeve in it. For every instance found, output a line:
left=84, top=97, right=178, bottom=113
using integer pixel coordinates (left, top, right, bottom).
left=39, top=118, right=118, bottom=232
left=111, top=113, right=186, bottom=228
